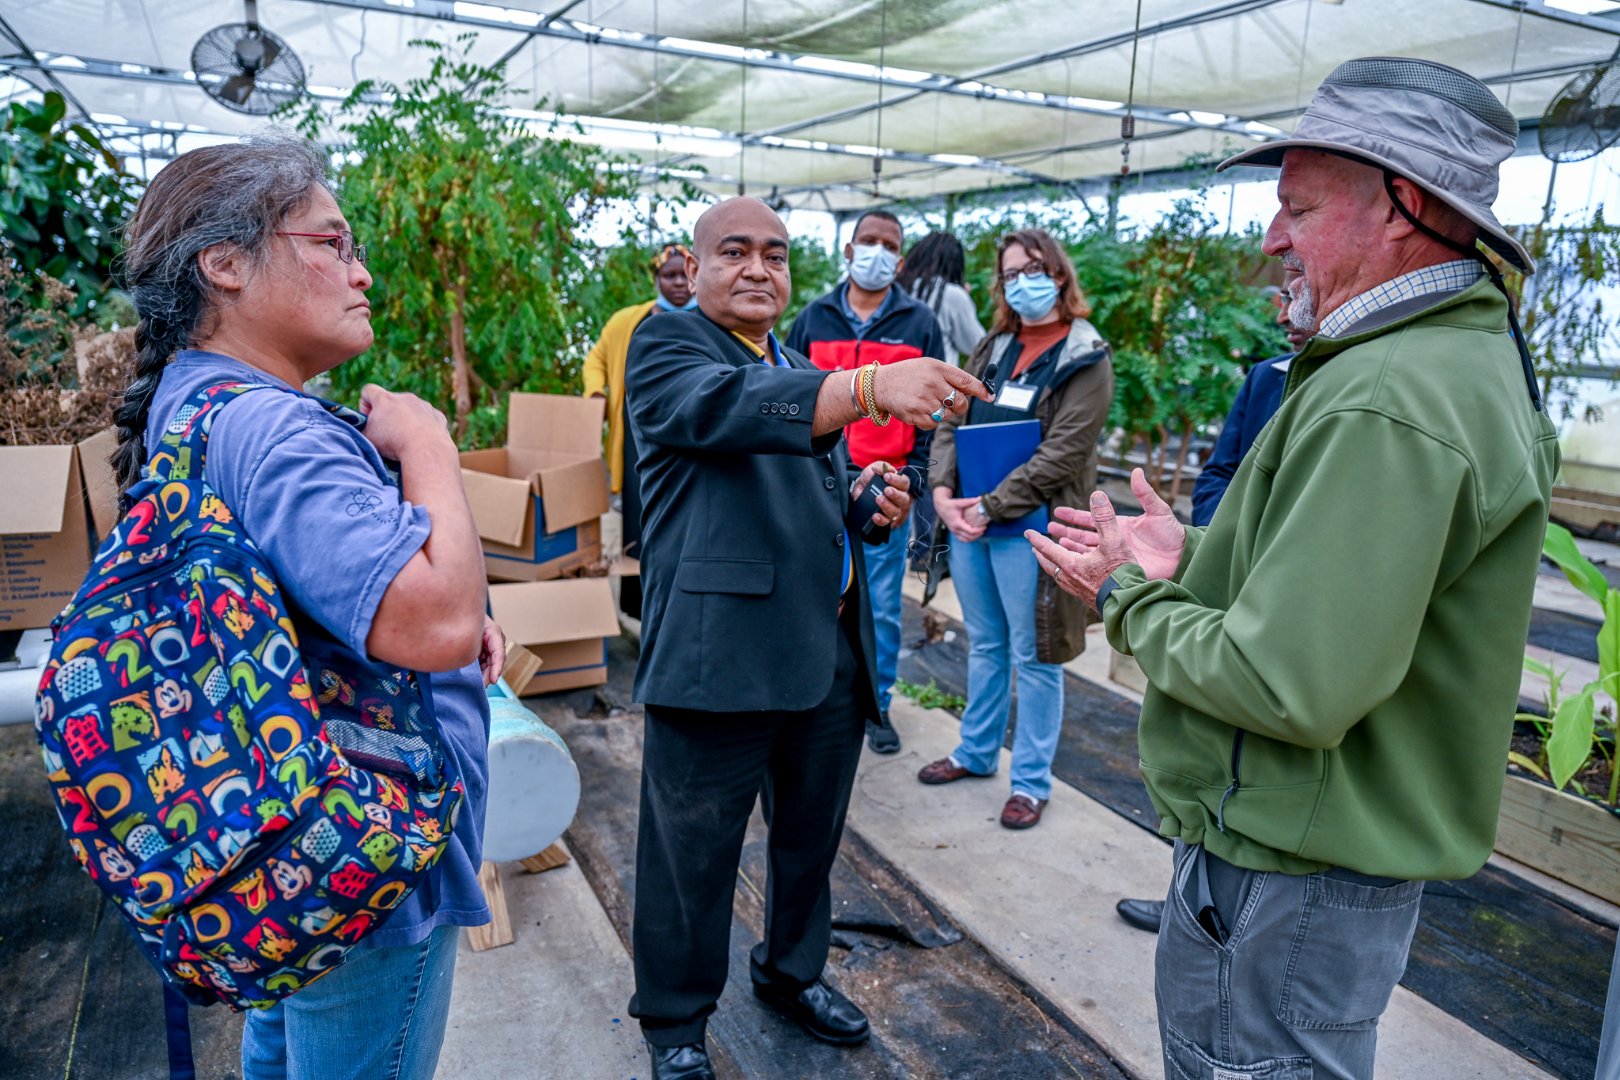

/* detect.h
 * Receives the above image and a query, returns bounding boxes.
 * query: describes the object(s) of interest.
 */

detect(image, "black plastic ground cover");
[545,635,1133,1080]
[1527,606,1601,665]
[0,723,245,1080]
[898,600,1615,1080]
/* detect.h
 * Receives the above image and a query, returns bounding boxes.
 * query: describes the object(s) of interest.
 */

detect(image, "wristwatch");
[976,498,991,523]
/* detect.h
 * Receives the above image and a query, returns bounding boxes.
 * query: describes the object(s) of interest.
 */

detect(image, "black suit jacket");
[625,308,884,718]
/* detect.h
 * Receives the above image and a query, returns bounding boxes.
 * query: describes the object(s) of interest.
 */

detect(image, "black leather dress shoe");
[1116,897,1165,933]
[754,978,871,1045]
[647,1041,716,1080]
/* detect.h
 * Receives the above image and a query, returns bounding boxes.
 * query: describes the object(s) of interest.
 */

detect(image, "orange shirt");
[1012,320,1071,378]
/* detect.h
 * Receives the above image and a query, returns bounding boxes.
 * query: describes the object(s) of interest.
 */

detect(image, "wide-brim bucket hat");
[1218,56,1533,274]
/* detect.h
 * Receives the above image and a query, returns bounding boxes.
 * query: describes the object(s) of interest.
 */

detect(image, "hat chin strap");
[1381,171,1543,413]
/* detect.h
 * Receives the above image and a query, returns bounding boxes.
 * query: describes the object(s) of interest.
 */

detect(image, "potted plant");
[1496,523,1620,903]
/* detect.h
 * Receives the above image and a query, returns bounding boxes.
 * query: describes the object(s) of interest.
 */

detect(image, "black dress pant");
[629,613,864,1047]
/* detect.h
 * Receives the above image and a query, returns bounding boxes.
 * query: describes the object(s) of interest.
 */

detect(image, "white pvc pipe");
[0,665,40,728]
[0,629,49,728]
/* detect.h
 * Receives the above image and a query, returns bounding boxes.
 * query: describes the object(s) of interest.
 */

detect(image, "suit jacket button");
[770,403,780,414]
[835,533,846,548]
[760,403,770,414]
[823,476,837,491]
[789,403,800,416]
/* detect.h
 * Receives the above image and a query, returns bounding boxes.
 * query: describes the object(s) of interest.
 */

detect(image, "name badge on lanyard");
[996,381,1037,411]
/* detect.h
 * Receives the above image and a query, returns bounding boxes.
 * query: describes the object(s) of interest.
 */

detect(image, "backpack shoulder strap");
[145,381,283,485]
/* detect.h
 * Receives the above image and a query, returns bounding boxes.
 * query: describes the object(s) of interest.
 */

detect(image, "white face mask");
[847,244,899,291]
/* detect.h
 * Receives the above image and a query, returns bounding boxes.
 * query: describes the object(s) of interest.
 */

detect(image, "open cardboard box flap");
[489,577,620,646]
[0,445,76,534]
[532,456,609,534]
[77,427,120,538]
[508,392,604,452]
[459,456,532,547]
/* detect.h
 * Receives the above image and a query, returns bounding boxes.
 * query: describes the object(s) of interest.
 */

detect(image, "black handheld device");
[851,472,889,540]
[981,358,999,397]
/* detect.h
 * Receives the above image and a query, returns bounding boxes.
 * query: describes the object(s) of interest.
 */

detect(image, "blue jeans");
[947,534,1064,800]
[865,522,910,714]
[241,924,460,1080]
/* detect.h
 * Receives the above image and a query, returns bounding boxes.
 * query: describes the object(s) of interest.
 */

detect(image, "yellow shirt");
[581,299,659,493]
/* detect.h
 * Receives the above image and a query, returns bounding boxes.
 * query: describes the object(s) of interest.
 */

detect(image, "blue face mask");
[1004,273,1059,322]
[656,294,699,312]
[847,244,899,292]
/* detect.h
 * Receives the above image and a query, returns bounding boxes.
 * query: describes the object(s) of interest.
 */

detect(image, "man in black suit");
[625,197,989,1080]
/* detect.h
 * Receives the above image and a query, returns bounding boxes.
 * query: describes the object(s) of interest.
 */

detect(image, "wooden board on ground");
[467,861,515,952]
[1496,774,1620,907]
[1553,485,1620,540]
[520,841,571,874]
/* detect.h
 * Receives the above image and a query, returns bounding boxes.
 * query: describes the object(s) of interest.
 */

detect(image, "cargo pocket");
[1276,875,1423,1030]
[1163,1023,1313,1080]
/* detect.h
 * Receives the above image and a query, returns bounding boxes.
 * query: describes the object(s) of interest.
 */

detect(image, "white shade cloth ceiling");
[3,0,1617,211]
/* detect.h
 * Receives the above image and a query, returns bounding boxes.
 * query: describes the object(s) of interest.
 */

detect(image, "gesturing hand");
[1047,469,1185,580]
[1025,469,1186,608]
[871,358,993,429]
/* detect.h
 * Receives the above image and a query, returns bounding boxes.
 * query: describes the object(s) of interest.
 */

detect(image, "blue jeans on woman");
[947,533,1065,801]
[241,924,460,1080]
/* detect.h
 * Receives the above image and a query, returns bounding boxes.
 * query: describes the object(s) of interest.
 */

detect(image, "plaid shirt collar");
[1319,260,1483,338]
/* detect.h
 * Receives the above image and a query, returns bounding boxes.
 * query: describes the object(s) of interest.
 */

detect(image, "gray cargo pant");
[1156,841,1424,1080]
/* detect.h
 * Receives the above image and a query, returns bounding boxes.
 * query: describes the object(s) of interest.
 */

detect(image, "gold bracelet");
[862,362,891,426]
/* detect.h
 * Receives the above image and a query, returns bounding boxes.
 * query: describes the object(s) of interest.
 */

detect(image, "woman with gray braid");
[114,133,499,1080]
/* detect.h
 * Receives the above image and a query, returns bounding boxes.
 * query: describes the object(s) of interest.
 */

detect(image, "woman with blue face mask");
[920,229,1115,830]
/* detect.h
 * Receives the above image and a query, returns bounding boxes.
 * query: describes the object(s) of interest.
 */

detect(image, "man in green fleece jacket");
[1028,58,1559,1080]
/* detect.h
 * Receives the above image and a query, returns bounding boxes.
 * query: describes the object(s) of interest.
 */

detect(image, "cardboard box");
[0,442,92,631]
[489,577,620,696]
[77,426,121,541]
[461,394,611,582]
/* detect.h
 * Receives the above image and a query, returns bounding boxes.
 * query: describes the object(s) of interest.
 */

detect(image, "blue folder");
[956,420,1048,537]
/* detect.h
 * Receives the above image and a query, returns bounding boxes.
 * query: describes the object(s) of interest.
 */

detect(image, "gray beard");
[1285,261,1315,333]
[1288,283,1316,333]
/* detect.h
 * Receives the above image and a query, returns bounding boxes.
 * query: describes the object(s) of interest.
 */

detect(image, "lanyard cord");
[1380,171,1543,413]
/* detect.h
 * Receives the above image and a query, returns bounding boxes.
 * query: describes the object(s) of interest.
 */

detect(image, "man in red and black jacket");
[786,210,946,755]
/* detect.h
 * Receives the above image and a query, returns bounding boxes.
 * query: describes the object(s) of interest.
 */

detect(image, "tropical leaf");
[1507,751,1548,780]
[1543,523,1610,606]
[1547,687,1597,792]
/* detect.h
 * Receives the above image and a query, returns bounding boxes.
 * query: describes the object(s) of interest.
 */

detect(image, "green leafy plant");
[313,36,666,445]
[1505,205,1620,423]
[1,92,137,316]
[895,677,967,713]
[1515,523,1619,807]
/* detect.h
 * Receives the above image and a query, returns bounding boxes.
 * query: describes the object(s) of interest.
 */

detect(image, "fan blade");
[258,31,281,69]
[219,72,257,105]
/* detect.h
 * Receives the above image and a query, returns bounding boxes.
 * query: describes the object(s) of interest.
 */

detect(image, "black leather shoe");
[754,978,871,1045]
[866,719,901,754]
[646,1041,715,1080]
[1116,898,1164,933]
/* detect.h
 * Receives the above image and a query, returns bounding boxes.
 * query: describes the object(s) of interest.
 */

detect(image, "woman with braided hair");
[114,132,500,1080]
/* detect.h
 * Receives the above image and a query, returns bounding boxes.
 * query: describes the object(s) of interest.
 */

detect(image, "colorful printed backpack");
[34,381,464,1013]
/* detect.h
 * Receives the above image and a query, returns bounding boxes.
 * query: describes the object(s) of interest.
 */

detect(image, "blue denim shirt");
[146,351,490,948]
